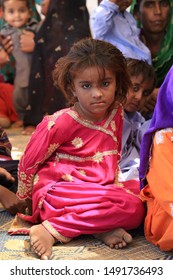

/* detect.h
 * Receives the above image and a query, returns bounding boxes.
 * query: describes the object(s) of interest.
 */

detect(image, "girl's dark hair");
[126,58,156,91]
[53,37,131,105]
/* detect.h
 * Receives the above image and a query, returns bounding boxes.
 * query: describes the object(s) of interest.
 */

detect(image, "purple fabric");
[139,66,173,189]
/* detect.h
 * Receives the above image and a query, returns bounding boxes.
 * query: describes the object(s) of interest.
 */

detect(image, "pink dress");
[17,106,145,242]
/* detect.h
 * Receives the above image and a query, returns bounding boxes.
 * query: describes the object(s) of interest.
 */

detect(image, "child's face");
[3,0,31,28]
[72,66,116,122]
[124,74,153,113]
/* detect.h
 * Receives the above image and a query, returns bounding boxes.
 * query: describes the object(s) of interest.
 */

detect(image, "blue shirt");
[91,0,151,64]
[119,111,151,180]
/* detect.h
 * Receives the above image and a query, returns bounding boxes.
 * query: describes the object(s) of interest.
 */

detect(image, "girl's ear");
[68,85,76,96]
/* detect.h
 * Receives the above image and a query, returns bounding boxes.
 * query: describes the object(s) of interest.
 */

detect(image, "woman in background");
[22,0,91,135]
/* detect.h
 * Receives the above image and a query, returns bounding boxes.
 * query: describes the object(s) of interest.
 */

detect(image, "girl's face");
[3,0,31,28]
[72,66,117,122]
[124,74,154,112]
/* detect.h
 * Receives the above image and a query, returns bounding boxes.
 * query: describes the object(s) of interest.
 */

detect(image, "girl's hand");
[20,30,35,53]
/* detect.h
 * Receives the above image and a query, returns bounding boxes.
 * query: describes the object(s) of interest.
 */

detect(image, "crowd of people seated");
[1,0,173,258]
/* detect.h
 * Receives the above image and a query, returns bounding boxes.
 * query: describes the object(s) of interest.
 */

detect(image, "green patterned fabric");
[131,1,173,87]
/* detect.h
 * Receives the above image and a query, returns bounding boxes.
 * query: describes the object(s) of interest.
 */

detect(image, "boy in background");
[120,58,156,180]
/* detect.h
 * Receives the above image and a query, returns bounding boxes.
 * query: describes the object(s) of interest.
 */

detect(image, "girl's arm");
[17,115,65,199]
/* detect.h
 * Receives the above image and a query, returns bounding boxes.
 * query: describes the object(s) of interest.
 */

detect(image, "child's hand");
[0,185,27,215]
[0,35,13,54]
[139,88,159,116]
[0,167,15,182]
[20,30,35,53]
[109,0,131,12]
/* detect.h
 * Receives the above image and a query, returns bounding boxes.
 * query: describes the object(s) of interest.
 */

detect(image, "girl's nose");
[93,87,102,98]
[134,91,143,101]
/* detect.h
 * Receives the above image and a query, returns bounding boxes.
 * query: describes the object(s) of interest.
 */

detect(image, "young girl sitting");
[16,38,146,260]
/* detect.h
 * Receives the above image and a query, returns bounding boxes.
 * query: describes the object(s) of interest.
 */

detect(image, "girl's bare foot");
[94,228,132,249]
[30,224,56,260]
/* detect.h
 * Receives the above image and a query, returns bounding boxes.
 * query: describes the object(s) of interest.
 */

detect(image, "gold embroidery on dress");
[20,172,27,181]
[18,179,32,198]
[48,121,55,130]
[62,174,73,182]
[40,143,60,166]
[104,109,117,128]
[93,152,103,163]
[46,109,69,122]
[33,174,39,185]
[38,197,44,209]
[46,143,59,158]
[67,110,118,142]
[57,150,118,163]
[79,170,86,176]
[42,220,72,243]
[114,167,123,186]
[124,188,140,198]
[72,137,83,148]
[110,120,116,131]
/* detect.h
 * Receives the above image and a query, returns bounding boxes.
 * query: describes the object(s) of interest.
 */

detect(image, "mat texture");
[1,209,173,260]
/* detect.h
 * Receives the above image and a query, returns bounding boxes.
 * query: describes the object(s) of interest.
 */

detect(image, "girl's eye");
[133,85,139,92]
[82,83,91,89]
[102,81,109,87]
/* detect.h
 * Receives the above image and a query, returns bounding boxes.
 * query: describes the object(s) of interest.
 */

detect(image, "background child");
[0,0,39,126]
[15,38,145,260]
[0,0,40,84]
[91,0,151,64]
[0,82,18,128]
[120,58,156,180]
